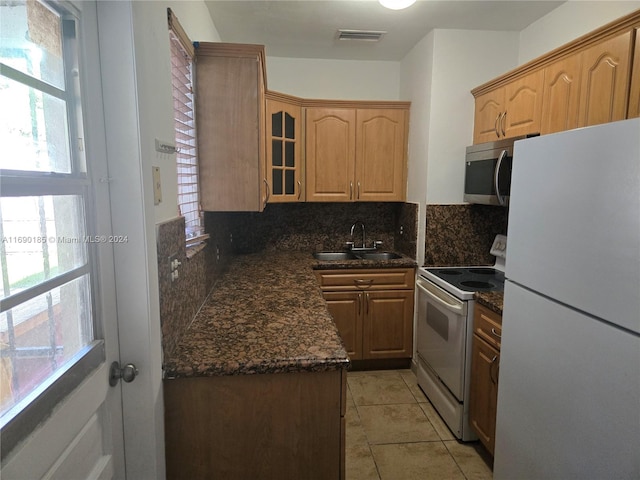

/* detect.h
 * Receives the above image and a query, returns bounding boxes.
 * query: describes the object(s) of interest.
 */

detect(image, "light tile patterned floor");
[346,369,493,480]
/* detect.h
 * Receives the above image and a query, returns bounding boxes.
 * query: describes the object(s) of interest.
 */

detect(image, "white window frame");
[0,0,104,459]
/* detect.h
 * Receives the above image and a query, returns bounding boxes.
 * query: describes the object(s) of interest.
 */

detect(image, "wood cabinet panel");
[628,28,640,119]
[541,54,583,134]
[355,109,407,201]
[305,108,356,202]
[578,31,632,127]
[473,89,505,144]
[469,334,499,456]
[265,97,302,202]
[363,290,414,359]
[317,268,415,361]
[164,370,345,479]
[195,43,266,211]
[503,70,544,138]
[323,291,363,359]
[473,303,502,350]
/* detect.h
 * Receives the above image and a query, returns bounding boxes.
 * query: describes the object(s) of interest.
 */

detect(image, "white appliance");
[415,235,506,441]
[494,119,640,479]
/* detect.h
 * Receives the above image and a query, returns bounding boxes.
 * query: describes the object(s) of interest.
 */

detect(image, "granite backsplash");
[225,202,418,259]
[424,204,508,266]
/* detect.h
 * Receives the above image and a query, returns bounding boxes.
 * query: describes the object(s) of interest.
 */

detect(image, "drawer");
[474,303,502,350]
[315,268,415,291]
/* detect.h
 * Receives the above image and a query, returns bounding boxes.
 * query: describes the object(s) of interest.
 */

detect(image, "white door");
[0,1,131,477]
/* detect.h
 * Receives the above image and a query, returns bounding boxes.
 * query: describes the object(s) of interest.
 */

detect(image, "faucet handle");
[345,241,355,250]
[373,240,383,249]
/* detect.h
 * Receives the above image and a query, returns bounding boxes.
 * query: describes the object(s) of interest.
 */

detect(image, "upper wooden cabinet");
[578,31,632,127]
[265,93,303,202]
[306,104,409,202]
[541,55,583,134]
[472,10,640,143]
[473,71,544,144]
[195,43,267,211]
[305,107,356,202]
[629,28,640,118]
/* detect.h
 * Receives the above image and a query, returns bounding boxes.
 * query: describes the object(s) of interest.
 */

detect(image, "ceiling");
[204,0,565,61]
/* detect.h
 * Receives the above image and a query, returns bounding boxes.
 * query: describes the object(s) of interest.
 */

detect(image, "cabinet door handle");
[365,292,370,314]
[263,178,270,208]
[350,181,353,200]
[501,111,507,137]
[491,327,501,338]
[297,180,302,200]
[357,181,361,200]
[494,113,501,137]
[490,355,498,384]
[358,292,362,315]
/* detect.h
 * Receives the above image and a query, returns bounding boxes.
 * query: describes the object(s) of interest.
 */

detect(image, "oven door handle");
[416,279,465,314]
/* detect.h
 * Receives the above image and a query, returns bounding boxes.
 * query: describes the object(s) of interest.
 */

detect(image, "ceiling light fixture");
[378,0,417,10]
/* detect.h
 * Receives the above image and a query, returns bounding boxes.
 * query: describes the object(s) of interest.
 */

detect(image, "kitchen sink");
[313,252,358,261]
[313,251,402,261]
[355,251,402,260]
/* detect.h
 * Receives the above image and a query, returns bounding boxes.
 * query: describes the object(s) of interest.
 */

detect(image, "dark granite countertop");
[475,291,504,316]
[163,251,416,379]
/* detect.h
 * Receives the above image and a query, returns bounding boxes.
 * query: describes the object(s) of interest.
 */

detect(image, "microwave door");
[464,158,498,205]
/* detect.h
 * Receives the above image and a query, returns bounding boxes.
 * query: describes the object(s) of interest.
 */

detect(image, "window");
[0,0,102,455]
[168,9,204,244]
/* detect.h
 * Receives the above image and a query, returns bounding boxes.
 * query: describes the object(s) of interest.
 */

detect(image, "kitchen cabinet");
[265,92,303,202]
[577,31,632,127]
[164,369,346,479]
[195,43,267,211]
[473,70,544,144]
[628,28,640,118]
[305,105,408,202]
[472,11,640,143]
[469,303,502,456]
[541,55,583,134]
[316,268,414,360]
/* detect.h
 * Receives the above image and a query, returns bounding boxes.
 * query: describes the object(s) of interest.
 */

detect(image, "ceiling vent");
[337,29,387,42]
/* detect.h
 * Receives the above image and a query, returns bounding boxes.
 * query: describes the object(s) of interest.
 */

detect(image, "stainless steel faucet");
[350,221,366,249]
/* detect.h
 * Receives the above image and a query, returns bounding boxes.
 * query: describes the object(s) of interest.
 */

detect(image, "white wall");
[266,56,400,100]
[518,1,640,64]
[129,1,220,225]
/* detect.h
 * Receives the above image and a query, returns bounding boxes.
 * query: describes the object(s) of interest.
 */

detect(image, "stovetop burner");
[424,267,505,294]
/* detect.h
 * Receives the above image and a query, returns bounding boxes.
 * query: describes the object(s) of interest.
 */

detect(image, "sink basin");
[355,251,402,260]
[313,251,358,261]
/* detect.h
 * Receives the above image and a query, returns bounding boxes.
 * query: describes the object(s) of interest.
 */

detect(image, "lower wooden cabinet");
[317,268,414,360]
[164,369,346,480]
[469,303,502,456]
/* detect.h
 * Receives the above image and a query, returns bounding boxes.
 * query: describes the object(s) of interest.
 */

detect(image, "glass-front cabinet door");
[266,96,302,202]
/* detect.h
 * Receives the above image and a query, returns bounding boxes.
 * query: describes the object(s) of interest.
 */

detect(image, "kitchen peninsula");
[162,250,415,479]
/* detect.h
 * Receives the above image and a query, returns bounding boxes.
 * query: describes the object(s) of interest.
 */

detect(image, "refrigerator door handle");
[494,149,508,206]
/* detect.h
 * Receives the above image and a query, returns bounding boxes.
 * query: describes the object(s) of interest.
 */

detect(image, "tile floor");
[345,369,493,480]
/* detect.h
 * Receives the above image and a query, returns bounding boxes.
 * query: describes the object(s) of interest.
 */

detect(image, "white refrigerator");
[494,118,640,479]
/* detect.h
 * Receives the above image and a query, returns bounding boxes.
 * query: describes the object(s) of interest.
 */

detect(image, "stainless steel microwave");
[464,136,528,206]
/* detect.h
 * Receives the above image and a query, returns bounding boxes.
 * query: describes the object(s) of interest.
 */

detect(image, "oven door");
[416,276,468,401]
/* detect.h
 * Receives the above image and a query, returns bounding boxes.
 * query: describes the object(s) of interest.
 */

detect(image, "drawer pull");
[491,327,501,338]
[354,279,374,289]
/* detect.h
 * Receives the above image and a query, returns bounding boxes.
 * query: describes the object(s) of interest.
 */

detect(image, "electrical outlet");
[399,225,404,235]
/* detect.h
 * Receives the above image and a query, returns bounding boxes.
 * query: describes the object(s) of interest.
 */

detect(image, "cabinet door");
[628,28,640,119]
[266,99,302,202]
[469,335,499,456]
[541,54,583,134]
[473,89,504,144]
[355,109,407,202]
[323,291,363,360]
[196,45,265,211]
[362,290,413,359]
[503,70,544,138]
[305,108,356,202]
[578,31,632,127]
